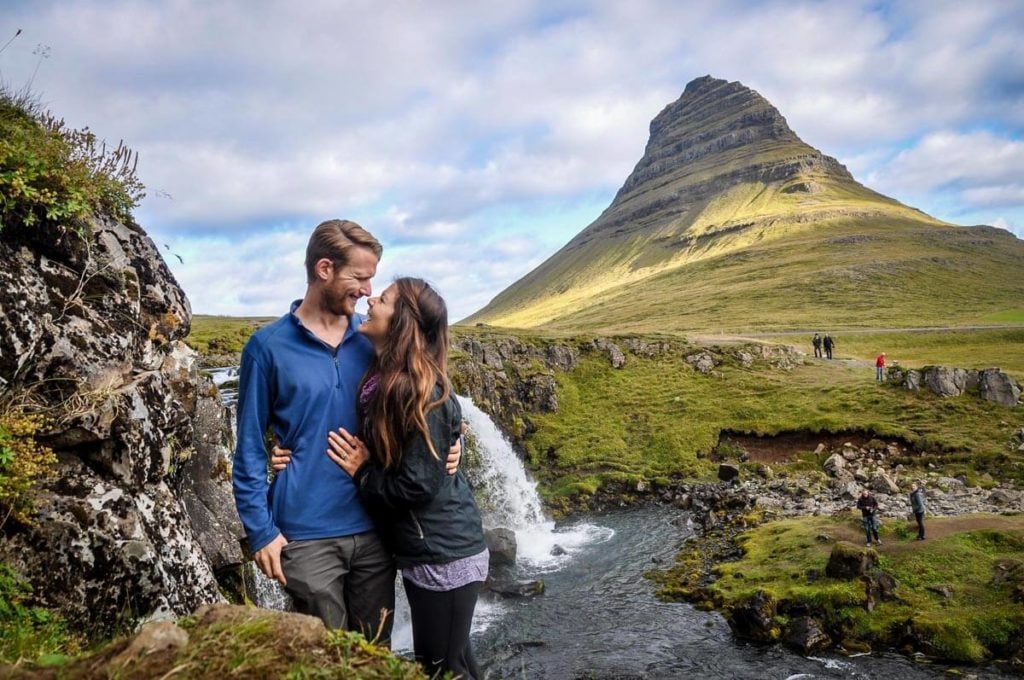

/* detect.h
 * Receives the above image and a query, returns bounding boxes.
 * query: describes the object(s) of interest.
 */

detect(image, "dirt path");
[830,513,1024,552]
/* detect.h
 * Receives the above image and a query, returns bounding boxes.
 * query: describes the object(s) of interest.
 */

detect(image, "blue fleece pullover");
[232,301,375,554]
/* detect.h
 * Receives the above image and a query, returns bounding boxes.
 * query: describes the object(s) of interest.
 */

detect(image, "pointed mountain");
[464,76,1024,333]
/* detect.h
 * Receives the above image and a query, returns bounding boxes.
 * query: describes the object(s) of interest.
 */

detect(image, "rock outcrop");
[0,215,242,635]
[890,364,1021,407]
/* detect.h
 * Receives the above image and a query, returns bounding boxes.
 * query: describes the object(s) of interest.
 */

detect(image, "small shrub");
[0,562,79,663]
[0,90,144,234]
[0,408,57,524]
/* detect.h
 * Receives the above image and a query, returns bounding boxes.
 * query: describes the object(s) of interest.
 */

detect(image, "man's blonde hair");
[305,219,383,283]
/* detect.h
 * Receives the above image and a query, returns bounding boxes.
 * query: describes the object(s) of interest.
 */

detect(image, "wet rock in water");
[826,542,879,579]
[490,579,545,599]
[785,616,831,655]
[979,368,1022,407]
[485,528,518,567]
[729,590,779,642]
[551,544,567,557]
[718,463,740,482]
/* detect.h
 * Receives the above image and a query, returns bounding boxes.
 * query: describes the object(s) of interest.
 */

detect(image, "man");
[856,488,881,546]
[812,333,822,358]
[875,352,886,382]
[910,481,926,540]
[232,219,458,638]
[823,333,835,360]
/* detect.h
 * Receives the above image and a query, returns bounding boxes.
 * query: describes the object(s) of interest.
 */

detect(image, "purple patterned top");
[403,548,490,592]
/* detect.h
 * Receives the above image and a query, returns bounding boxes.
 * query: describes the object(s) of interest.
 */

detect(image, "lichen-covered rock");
[979,368,1022,407]
[0,215,230,635]
[593,337,626,368]
[922,366,969,397]
[686,352,716,374]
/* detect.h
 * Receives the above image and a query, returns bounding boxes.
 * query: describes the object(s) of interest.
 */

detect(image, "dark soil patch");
[714,429,916,463]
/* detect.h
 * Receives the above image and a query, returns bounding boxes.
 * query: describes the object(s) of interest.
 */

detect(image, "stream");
[209,367,1011,678]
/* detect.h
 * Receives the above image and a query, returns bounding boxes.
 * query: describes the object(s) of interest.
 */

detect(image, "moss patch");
[652,513,1024,663]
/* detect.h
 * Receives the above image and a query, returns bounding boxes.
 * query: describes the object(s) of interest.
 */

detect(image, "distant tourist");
[812,333,823,358]
[875,352,886,382]
[823,333,835,360]
[857,488,882,546]
[909,482,926,540]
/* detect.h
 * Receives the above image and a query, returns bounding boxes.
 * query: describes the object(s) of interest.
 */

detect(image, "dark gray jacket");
[910,488,926,514]
[354,389,486,568]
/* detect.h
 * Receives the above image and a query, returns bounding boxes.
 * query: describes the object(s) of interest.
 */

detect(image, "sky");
[2,0,1023,321]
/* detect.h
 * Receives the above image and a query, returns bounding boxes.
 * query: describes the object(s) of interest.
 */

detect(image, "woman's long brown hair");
[361,277,451,470]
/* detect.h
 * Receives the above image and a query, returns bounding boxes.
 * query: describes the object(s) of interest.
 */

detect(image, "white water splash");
[457,395,613,573]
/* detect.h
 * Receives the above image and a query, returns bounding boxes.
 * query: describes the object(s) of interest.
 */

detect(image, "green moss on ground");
[653,514,1024,663]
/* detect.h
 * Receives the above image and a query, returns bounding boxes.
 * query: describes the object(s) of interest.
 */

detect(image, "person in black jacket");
[329,277,487,680]
[823,333,835,360]
[857,488,881,546]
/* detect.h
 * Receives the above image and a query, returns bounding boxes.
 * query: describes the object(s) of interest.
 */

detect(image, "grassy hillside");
[523,343,1023,503]
[468,217,1024,335]
[186,315,275,356]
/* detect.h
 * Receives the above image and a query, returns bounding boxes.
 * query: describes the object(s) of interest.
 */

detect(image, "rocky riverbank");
[647,463,1024,667]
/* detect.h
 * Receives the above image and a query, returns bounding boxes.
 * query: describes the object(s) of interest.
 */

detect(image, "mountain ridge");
[464,76,1021,332]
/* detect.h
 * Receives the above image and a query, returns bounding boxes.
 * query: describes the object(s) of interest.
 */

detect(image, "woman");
[301,277,488,679]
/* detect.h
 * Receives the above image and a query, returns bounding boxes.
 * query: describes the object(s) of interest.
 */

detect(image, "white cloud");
[3,0,1022,316]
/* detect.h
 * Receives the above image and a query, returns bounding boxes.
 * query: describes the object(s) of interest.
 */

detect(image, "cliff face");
[464,76,1024,333]
[0,215,242,634]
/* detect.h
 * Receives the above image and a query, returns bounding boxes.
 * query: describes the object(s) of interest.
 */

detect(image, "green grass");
[523,347,1024,501]
[980,309,1024,323]
[757,328,1024,378]
[683,514,1024,662]
[0,563,80,665]
[186,315,275,356]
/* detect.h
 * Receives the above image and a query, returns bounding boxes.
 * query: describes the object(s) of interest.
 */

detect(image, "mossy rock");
[825,542,878,579]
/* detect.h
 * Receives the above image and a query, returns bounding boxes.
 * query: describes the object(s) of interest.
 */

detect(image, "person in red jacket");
[875,352,886,382]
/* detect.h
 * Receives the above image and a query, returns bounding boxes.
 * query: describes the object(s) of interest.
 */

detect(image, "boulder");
[484,527,518,567]
[784,616,831,655]
[686,352,716,374]
[729,590,779,642]
[979,368,1022,407]
[826,542,879,579]
[904,369,922,390]
[718,463,740,482]
[489,579,545,599]
[923,366,969,397]
[822,453,846,477]
[863,570,899,612]
[592,338,626,368]
[870,472,900,495]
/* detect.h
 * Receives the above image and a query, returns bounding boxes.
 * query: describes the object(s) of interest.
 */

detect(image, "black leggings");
[403,579,482,680]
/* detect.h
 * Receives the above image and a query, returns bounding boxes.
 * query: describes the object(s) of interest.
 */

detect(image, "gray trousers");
[281,531,396,639]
